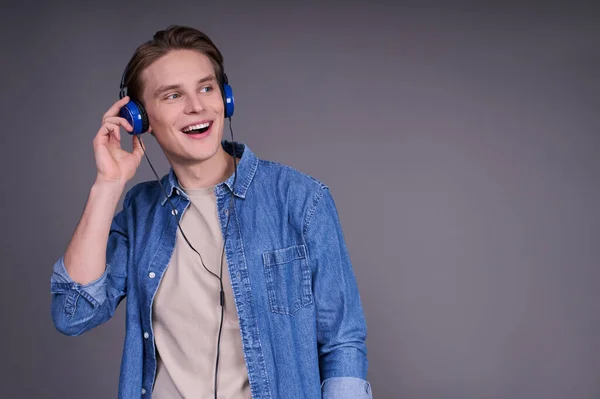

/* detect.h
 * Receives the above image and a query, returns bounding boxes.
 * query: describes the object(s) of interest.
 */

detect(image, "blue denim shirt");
[50,141,373,399]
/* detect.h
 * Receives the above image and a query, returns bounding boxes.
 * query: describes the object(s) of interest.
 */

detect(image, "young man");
[50,25,372,399]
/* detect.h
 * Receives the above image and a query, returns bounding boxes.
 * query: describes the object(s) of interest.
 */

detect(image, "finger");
[103,122,121,142]
[93,122,121,149]
[102,96,130,121]
[132,134,145,158]
[103,116,133,132]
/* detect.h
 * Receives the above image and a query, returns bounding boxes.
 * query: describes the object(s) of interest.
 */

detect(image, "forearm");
[320,344,369,380]
[318,313,371,397]
[63,178,125,285]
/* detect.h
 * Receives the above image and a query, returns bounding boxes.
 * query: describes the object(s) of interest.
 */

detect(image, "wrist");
[92,177,126,198]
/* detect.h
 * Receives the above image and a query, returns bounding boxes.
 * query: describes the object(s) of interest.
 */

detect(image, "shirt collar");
[160,140,258,206]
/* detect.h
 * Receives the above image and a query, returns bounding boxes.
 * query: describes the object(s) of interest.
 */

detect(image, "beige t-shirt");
[151,184,251,399]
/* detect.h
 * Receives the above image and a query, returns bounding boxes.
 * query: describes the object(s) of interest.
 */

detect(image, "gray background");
[1,1,599,398]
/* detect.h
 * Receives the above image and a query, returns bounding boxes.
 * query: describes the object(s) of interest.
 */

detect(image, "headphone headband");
[119,67,127,99]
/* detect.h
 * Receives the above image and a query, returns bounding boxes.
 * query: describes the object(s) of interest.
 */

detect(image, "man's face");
[141,49,225,166]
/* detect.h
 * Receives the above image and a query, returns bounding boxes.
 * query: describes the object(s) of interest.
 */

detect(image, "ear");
[148,126,155,137]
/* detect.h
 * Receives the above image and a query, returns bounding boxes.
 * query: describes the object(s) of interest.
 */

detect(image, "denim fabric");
[50,140,372,398]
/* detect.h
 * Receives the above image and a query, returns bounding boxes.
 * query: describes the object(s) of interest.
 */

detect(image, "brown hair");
[123,25,225,104]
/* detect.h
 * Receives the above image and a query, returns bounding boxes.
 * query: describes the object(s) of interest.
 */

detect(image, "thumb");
[132,134,145,159]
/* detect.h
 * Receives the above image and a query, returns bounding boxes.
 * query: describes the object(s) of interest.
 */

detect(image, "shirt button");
[149,272,156,279]
[236,272,241,280]
[172,208,178,215]
[144,332,149,339]
[175,189,180,195]
[224,208,229,215]
[142,388,146,395]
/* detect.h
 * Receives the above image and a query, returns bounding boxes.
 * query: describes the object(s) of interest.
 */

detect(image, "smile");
[181,121,212,134]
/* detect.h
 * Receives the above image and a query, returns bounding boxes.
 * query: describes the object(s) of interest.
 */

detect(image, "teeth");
[182,122,210,132]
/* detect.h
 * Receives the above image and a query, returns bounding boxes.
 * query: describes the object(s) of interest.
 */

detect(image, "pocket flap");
[262,244,307,267]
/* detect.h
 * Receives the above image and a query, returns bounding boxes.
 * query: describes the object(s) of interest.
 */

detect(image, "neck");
[170,146,235,190]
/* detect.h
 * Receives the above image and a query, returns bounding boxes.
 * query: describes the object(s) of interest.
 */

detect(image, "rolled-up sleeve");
[304,186,373,398]
[322,376,373,399]
[50,192,131,337]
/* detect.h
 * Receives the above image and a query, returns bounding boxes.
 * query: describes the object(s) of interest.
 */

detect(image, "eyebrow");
[153,75,217,98]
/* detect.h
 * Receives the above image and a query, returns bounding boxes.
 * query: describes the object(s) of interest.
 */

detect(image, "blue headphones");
[118,66,235,135]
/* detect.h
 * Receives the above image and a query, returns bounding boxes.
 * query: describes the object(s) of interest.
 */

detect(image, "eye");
[165,93,181,100]
[200,85,213,93]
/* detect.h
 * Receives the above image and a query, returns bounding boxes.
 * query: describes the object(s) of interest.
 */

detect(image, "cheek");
[210,95,224,114]
[213,105,225,119]
[149,105,179,128]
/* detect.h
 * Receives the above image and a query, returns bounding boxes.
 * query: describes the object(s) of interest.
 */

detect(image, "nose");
[184,95,205,114]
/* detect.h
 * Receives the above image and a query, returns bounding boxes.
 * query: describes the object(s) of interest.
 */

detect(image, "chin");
[187,140,223,162]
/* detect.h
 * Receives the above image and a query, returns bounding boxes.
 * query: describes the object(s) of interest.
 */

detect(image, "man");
[50,25,373,399]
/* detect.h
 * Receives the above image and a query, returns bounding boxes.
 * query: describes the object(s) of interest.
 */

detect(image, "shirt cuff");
[50,256,108,308]
[321,377,373,399]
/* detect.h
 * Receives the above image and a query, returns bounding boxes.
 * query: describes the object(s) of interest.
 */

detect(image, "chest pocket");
[262,244,313,315]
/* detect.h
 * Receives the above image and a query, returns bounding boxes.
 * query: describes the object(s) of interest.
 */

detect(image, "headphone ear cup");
[119,100,149,134]
[222,83,234,118]
[137,101,150,133]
